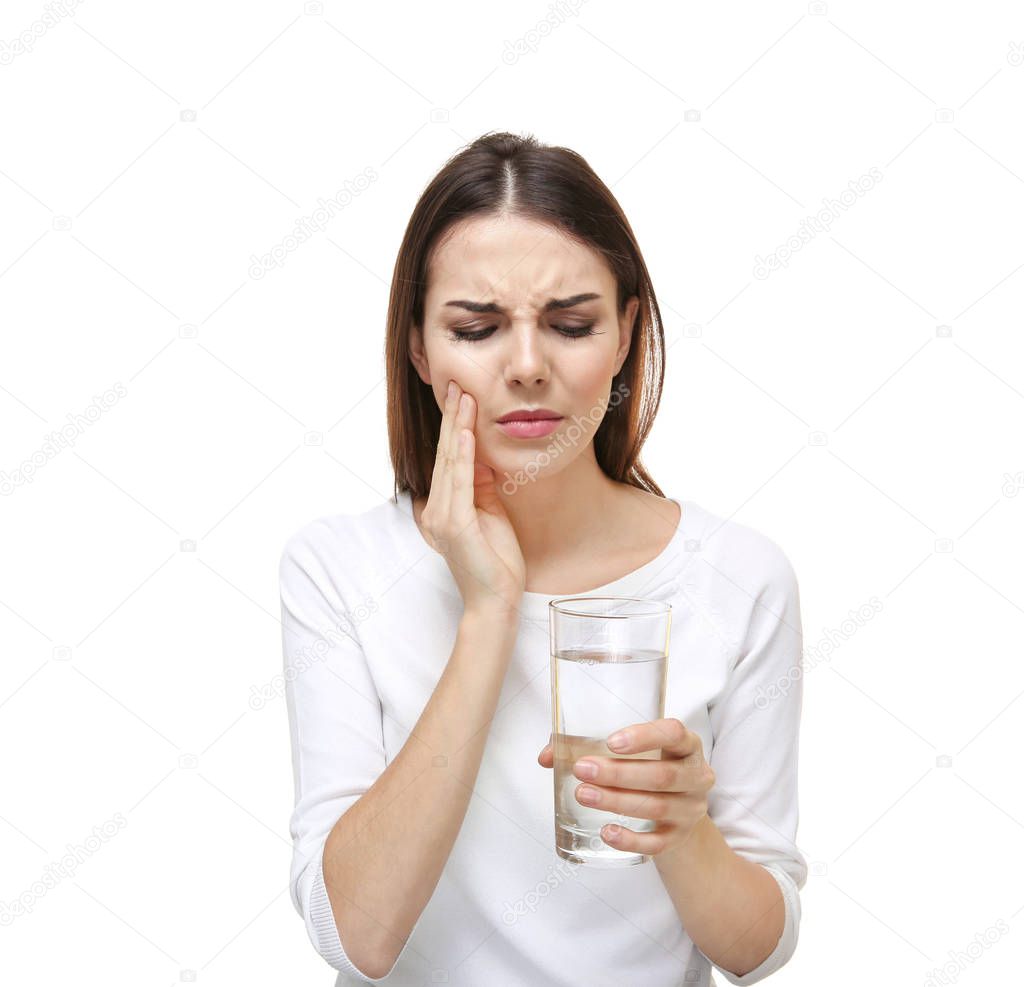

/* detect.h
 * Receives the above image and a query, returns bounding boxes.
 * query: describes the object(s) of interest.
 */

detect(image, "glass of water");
[549,596,672,868]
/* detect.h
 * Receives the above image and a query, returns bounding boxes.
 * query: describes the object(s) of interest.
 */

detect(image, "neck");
[493,452,623,568]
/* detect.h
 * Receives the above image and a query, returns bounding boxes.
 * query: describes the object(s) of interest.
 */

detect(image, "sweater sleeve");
[702,544,808,985]
[279,523,419,981]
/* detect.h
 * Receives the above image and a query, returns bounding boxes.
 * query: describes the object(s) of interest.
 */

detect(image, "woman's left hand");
[537,717,715,856]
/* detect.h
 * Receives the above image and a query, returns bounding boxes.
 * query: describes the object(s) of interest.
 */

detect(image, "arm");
[321,610,518,979]
[660,544,807,984]
[654,815,786,978]
[280,528,519,981]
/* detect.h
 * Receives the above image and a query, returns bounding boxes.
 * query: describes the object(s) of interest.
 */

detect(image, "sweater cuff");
[308,848,385,981]
[308,845,421,982]
[711,864,800,985]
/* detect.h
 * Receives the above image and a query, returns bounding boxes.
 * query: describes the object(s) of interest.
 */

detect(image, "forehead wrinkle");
[443,260,602,315]
[427,219,609,314]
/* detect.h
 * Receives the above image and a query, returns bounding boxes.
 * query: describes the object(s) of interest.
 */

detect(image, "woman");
[280,131,806,986]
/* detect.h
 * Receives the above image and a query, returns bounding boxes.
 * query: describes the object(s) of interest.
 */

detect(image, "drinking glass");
[549,596,672,867]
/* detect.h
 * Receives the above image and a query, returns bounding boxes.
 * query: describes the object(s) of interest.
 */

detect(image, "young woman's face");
[410,213,639,483]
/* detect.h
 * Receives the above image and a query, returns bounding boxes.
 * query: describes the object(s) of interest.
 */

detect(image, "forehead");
[424,214,612,310]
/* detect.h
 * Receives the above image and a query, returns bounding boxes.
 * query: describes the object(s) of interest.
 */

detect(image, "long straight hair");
[385,131,667,501]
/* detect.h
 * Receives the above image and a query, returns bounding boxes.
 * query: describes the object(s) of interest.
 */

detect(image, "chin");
[487,447,575,489]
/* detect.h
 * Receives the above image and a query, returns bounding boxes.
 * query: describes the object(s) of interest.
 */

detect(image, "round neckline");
[518,495,687,618]
[393,488,690,620]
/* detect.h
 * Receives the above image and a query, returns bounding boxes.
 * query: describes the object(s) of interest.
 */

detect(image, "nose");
[502,322,549,387]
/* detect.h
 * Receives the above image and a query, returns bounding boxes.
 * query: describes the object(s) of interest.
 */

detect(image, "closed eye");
[448,323,598,343]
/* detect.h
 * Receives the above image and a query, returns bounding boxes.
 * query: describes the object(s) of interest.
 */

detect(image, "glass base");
[555,824,651,867]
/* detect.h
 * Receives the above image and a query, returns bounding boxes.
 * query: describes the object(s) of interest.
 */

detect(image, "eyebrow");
[443,292,601,315]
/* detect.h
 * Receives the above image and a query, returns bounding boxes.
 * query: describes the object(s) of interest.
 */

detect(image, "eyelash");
[448,323,597,343]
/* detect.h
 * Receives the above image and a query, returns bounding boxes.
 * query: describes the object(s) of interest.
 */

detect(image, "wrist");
[460,606,521,634]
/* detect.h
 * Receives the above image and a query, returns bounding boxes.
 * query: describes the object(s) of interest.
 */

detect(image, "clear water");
[551,647,667,866]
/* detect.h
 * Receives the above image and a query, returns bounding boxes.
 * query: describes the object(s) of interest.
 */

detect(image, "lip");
[496,408,562,423]
[496,417,563,439]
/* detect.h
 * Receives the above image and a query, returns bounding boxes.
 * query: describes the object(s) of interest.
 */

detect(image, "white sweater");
[279,489,807,987]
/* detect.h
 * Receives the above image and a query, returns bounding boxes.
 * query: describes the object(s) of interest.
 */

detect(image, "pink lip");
[496,417,562,439]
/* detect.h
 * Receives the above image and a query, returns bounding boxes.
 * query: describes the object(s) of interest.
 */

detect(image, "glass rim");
[548,595,672,618]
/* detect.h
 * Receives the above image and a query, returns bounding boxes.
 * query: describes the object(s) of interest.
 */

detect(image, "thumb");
[473,462,502,512]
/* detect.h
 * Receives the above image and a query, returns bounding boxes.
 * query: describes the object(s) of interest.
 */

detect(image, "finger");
[573,756,688,794]
[537,743,553,768]
[605,718,697,760]
[428,380,460,523]
[598,821,673,856]
[574,782,675,822]
[439,387,473,529]
[450,392,476,526]
[473,459,500,514]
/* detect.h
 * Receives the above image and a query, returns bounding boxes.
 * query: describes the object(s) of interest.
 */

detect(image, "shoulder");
[278,495,406,587]
[685,501,800,605]
[683,505,803,686]
[279,512,352,573]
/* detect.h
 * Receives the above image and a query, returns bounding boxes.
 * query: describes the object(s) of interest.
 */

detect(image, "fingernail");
[577,786,599,803]
[575,760,597,779]
[447,381,456,400]
[607,731,630,751]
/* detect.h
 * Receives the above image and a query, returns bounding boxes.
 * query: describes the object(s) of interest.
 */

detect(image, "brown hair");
[386,130,666,501]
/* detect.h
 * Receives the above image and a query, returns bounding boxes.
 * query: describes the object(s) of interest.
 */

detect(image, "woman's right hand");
[418,380,526,620]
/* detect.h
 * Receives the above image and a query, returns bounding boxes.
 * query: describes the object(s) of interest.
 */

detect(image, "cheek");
[428,354,489,408]
[568,355,617,401]
[422,346,457,394]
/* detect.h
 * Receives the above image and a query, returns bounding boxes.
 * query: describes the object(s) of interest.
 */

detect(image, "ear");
[409,323,431,385]
[614,295,640,376]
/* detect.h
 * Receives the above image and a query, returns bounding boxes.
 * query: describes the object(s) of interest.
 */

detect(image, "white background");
[2,1,1023,984]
